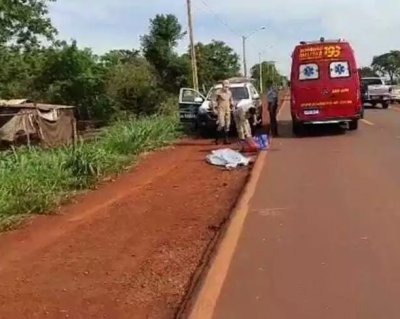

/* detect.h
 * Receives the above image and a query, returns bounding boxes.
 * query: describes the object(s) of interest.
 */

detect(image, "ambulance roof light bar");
[299,38,345,45]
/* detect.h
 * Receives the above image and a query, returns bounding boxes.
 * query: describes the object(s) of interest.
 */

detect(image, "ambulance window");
[299,63,319,80]
[330,61,350,78]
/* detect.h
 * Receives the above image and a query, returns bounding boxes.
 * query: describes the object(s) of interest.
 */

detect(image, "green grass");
[0,115,182,229]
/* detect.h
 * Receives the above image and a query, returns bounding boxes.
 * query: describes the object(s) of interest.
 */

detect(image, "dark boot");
[223,131,230,145]
[215,130,222,145]
[273,126,279,137]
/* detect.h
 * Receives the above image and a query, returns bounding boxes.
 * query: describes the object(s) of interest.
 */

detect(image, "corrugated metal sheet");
[0,99,75,110]
[0,99,31,106]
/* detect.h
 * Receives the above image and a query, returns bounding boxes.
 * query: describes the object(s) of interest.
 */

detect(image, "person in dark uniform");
[267,85,279,137]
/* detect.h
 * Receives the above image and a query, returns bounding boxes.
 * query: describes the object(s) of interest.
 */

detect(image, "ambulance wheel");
[382,101,390,109]
[292,121,303,136]
[349,119,358,131]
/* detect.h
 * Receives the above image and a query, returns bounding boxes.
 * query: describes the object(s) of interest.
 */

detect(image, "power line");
[196,0,240,37]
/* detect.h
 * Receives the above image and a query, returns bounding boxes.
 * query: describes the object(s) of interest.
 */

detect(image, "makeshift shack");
[0,99,76,147]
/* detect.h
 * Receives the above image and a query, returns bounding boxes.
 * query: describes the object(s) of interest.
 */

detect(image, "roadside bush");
[0,115,181,225]
[157,96,179,116]
[105,58,160,115]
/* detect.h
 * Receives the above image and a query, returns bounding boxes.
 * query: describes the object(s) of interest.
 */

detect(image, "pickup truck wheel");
[382,101,390,109]
[198,127,213,138]
[349,119,359,131]
[191,121,198,132]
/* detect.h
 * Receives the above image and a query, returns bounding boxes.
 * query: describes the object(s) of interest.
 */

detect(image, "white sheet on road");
[206,148,250,169]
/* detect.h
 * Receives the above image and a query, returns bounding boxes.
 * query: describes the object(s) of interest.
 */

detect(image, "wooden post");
[23,114,31,147]
[242,36,247,77]
[186,0,199,91]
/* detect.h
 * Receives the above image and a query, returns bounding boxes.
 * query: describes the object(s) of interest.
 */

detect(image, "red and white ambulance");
[290,38,362,135]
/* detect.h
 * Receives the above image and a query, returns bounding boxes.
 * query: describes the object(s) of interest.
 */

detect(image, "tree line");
[359,51,400,84]
[0,0,285,123]
[250,62,287,92]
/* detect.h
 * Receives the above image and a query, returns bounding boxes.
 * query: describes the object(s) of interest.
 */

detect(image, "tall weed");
[0,116,181,227]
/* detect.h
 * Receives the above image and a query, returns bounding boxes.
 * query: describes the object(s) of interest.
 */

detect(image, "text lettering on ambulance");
[331,88,350,94]
[300,100,353,107]
[299,45,342,61]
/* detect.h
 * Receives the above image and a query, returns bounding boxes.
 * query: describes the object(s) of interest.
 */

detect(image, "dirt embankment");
[0,139,249,319]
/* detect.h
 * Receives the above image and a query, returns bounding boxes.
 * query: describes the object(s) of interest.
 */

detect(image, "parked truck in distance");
[361,77,392,109]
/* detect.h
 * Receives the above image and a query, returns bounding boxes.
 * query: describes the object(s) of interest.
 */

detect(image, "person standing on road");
[212,79,233,144]
[267,85,279,137]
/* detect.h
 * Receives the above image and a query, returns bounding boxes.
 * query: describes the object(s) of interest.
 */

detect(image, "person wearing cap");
[212,79,233,144]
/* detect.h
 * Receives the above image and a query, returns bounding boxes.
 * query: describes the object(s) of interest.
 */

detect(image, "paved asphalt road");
[211,103,400,319]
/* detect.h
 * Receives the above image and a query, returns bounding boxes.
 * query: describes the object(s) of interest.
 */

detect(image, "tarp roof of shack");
[0,99,75,111]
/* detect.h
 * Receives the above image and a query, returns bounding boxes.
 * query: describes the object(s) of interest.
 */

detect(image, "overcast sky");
[49,0,400,76]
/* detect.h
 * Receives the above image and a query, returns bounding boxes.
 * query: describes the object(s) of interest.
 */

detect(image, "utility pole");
[259,53,263,93]
[186,0,199,91]
[241,26,266,78]
[242,36,247,78]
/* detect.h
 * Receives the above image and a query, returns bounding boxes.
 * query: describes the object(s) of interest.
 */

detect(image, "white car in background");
[178,77,263,134]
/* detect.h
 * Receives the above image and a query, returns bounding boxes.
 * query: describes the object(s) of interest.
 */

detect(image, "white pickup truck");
[361,77,392,109]
[178,78,263,135]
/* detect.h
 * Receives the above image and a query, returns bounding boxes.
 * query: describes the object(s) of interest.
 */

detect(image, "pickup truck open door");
[178,88,205,125]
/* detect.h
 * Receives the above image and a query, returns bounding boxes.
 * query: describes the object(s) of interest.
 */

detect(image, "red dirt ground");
[0,139,249,319]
